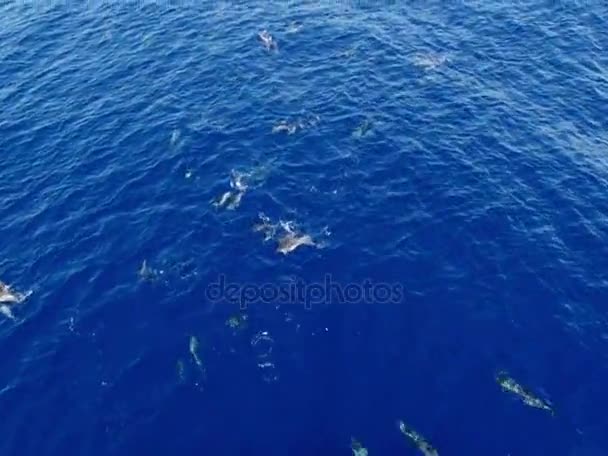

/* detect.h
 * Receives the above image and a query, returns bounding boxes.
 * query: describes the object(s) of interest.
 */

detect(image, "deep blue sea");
[1,1,608,455]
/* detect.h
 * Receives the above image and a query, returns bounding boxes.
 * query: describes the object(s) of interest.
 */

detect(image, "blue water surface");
[1,1,608,455]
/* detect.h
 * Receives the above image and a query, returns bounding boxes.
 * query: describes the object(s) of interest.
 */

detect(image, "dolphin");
[272,121,297,135]
[213,190,244,210]
[0,282,19,304]
[0,281,29,319]
[353,119,374,138]
[138,260,159,282]
[286,21,303,34]
[213,170,252,210]
[496,371,554,415]
[398,420,439,456]
[189,335,205,375]
[412,52,447,70]
[253,216,317,254]
[215,191,232,207]
[226,191,244,210]
[351,437,368,456]
[276,232,315,255]
[258,30,278,51]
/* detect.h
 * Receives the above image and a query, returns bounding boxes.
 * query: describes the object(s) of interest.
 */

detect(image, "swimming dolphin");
[213,170,251,210]
[398,420,439,456]
[353,119,374,138]
[276,232,315,255]
[272,114,319,135]
[412,53,447,70]
[213,190,244,210]
[215,191,232,207]
[253,216,317,254]
[0,282,19,304]
[0,281,29,319]
[496,371,554,415]
[227,191,244,210]
[286,21,303,34]
[258,30,278,51]
[272,121,297,135]
[189,335,206,379]
[351,437,368,456]
[138,260,159,282]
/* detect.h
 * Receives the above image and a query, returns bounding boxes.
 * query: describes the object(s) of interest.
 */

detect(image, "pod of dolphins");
[186,31,551,454]
[343,368,556,455]
[387,370,554,455]
[209,32,326,254]
[1,24,556,456]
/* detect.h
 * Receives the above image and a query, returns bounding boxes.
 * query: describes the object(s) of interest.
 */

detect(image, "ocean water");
[1,1,608,455]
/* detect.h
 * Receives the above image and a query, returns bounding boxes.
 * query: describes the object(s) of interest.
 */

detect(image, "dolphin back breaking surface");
[496,371,555,415]
[398,420,439,456]
[0,281,32,319]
